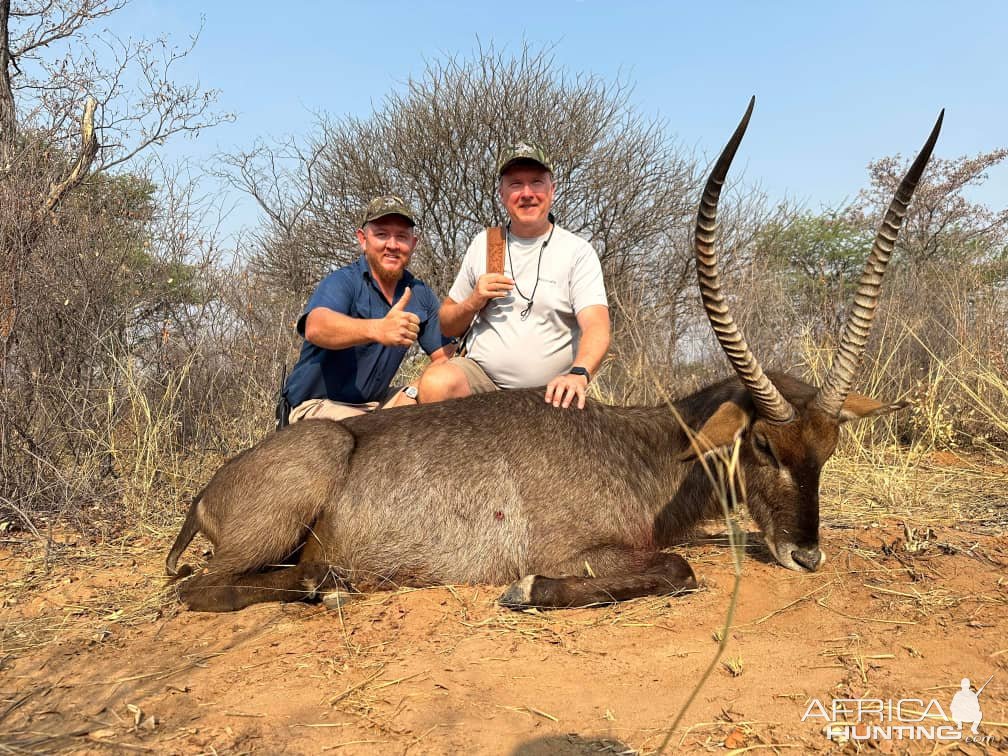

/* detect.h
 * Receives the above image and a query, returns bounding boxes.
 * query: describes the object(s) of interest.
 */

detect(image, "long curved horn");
[695,97,794,423]
[815,111,944,417]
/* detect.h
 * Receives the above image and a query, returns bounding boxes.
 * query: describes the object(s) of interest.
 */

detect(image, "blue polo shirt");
[283,256,450,407]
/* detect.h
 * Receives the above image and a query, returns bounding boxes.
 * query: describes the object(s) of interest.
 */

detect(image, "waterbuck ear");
[839,394,910,424]
[678,401,750,461]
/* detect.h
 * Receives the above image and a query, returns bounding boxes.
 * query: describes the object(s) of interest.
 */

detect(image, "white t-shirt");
[448,225,608,388]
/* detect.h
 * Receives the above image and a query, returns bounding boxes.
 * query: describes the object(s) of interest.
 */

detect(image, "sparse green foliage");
[753,210,873,339]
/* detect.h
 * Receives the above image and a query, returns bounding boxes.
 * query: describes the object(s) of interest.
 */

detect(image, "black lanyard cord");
[506,222,555,321]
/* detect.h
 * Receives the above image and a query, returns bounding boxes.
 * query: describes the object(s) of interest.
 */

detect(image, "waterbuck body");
[168,373,893,611]
[168,99,943,612]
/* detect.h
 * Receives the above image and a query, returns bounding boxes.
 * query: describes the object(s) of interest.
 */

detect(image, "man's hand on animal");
[540,305,608,409]
[374,287,420,347]
[545,370,589,410]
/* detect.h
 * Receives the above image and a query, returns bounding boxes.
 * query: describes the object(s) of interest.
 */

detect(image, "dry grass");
[0,532,176,658]
[788,285,1008,532]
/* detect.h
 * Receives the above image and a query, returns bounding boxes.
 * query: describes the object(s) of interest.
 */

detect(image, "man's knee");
[418,362,471,403]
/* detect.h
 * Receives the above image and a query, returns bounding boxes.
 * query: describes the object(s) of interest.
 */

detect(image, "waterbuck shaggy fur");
[167,99,943,612]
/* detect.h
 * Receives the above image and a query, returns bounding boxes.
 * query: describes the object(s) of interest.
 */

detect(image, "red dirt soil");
[2,521,1006,754]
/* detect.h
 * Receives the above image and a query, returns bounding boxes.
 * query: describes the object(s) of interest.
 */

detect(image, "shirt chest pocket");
[350,286,390,320]
[528,277,569,316]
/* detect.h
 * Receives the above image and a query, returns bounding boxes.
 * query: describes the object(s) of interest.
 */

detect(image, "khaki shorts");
[450,356,499,395]
[289,385,401,423]
[290,358,496,424]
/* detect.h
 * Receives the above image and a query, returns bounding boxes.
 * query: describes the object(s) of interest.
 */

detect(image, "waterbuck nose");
[791,547,823,572]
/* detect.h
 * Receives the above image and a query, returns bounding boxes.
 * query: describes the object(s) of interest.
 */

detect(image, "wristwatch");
[568,366,590,383]
[402,386,419,400]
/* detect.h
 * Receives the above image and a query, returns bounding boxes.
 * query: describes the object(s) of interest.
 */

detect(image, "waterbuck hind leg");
[165,495,203,578]
[499,552,697,610]
[177,560,342,612]
[178,531,341,612]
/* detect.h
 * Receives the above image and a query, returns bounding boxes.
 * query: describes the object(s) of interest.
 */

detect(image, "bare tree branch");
[10,0,124,59]
[36,92,95,216]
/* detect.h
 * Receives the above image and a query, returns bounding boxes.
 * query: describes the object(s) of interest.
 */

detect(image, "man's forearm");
[572,333,608,377]
[439,297,482,337]
[304,308,378,350]
[571,307,611,377]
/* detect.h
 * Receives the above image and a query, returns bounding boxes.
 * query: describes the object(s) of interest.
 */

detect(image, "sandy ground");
[1,520,1006,755]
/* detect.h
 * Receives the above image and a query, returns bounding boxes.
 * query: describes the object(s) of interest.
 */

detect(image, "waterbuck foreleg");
[178,528,342,612]
[498,550,698,610]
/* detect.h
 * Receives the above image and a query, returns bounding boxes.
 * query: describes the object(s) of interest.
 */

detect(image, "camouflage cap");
[360,194,418,228]
[496,139,554,177]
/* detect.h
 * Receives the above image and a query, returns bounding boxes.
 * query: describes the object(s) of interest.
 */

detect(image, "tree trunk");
[0,0,15,167]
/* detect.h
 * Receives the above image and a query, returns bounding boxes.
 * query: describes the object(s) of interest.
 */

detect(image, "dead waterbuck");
[167,99,943,612]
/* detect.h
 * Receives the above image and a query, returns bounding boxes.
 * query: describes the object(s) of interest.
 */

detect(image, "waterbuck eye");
[753,432,776,464]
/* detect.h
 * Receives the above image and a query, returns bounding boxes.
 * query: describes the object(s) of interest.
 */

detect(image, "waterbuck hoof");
[498,574,538,609]
[668,554,699,590]
[167,563,194,581]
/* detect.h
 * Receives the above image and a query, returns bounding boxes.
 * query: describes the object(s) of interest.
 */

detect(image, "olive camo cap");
[360,194,418,227]
[496,139,554,176]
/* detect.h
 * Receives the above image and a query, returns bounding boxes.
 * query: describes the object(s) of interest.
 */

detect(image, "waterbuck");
[168,99,942,612]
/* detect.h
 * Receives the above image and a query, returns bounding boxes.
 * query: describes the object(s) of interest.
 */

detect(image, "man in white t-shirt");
[418,141,611,409]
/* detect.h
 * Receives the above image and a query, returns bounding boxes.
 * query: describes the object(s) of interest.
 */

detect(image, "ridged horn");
[815,111,944,417]
[695,97,794,423]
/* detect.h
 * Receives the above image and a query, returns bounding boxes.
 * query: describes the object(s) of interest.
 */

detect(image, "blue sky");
[104,1,1008,238]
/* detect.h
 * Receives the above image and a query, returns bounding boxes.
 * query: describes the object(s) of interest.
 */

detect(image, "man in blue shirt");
[281,195,453,423]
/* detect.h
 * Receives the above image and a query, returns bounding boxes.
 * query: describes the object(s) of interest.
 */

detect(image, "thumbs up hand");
[390,286,412,312]
[375,287,421,347]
